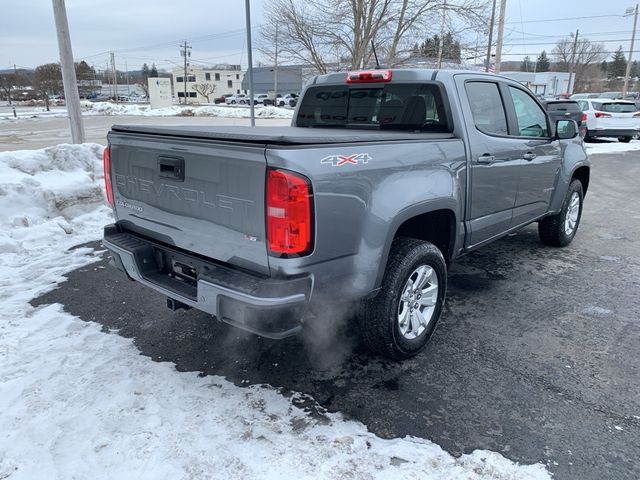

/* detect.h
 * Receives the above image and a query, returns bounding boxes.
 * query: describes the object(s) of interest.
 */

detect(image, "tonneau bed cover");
[110,125,456,145]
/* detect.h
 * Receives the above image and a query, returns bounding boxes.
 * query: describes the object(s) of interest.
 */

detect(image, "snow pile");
[585,139,640,155]
[83,102,294,119]
[0,143,113,312]
[0,145,551,479]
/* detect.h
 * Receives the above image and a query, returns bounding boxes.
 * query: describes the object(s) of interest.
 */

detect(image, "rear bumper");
[102,224,312,339]
[589,128,637,137]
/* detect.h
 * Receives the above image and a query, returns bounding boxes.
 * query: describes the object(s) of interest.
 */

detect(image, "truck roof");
[311,68,506,85]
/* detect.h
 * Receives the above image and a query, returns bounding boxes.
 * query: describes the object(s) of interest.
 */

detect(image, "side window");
[465,82,508,135]
[508,86,549,137]
[577,100,588,111]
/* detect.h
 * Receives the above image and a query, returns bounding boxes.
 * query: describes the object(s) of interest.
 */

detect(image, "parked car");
[225,94,248,105]
[262,94,280,106]
[277,93,299,107]
[576,99,639,142]
[214,94,233,104]
[252,93,270,105]
[103,69,589,360]
[570,93,601,99]
[600,91,624,100]
[542,100,583,126]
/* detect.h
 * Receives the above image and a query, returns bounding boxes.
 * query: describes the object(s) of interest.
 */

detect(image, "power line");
[505,14,624,25]
[501,37,636,47]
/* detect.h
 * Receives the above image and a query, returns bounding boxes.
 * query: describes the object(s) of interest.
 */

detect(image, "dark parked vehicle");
[214,94,233,104]
[103,69,590,359]
[542,100,583,126]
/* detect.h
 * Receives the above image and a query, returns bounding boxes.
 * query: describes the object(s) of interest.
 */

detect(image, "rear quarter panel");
[265,139,467,299]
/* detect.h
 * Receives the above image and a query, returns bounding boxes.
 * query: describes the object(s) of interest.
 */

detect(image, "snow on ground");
[585,139,640,155]
[0,102,293,121]
[0,144,551,479]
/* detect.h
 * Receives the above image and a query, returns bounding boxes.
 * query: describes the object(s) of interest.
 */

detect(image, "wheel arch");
[373,204,458,291]
[571,165,590,197]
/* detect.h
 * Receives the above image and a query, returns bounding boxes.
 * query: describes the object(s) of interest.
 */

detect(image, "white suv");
[225,94,248,105]
[576,99,639,143]
[252,94,269,105]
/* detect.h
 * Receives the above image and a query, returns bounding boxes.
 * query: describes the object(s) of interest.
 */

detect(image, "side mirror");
[556,119,578,140]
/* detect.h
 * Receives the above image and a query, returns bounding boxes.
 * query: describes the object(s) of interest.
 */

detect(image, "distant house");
[172,65,246,104]
[500,71,575,97]
[241,65,304,95]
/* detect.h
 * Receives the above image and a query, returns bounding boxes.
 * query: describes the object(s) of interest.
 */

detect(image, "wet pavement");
[34,150,640,479]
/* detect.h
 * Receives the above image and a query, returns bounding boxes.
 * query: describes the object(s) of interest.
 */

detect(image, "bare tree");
[34,63,63,111]
[0,74,17,104]
[552,36,607,91]
[192,83,217,103]
[261,0,489,72]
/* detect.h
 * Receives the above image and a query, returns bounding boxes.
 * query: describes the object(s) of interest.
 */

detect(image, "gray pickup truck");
[102,69,590,359]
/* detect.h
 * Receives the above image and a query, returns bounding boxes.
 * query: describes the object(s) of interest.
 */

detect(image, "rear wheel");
[619,136,632,143]
[538,179,584,247]
[583,129,593,142]
[358,238,447,360]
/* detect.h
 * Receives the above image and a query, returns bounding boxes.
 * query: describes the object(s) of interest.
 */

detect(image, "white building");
[501,71,575,97]
[172,65,246,104]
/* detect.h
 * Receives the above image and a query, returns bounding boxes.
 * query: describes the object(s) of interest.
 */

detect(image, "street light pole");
[494,0,507,73]
[485,0,497,72]
[567,29,579,94]
[51,0,85,144]
[623,4,639,98]
[245,0,256,126]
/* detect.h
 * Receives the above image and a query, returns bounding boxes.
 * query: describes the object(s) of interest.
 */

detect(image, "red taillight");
[102,147,114,207]
[346,70,392,83]
[595,112,611,118]
[266,168,313,256]
[581,112,587,122]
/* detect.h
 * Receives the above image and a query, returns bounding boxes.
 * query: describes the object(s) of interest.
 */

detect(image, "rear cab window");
[465,81,508,136]
[295,83,451,132]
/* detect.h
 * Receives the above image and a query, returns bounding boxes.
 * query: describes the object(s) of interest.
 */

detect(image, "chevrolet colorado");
[102,69,590,359]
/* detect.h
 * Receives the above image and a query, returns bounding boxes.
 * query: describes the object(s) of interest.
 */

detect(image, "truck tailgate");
[107,132,269,275]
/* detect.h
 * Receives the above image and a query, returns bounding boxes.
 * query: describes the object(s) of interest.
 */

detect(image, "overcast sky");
[0,0,635,72]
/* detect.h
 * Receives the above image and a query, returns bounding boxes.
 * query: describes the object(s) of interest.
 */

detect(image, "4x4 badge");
[321,153,371,166]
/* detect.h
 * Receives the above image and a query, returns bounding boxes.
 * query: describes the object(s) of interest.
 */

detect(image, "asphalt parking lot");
[33,148,640,480]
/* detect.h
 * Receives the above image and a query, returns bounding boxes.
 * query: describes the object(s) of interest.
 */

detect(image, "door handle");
[523,152,537,161]
[476,154,495,165]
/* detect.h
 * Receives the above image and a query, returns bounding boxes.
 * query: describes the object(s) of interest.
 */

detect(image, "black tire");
[538,179,584,247]
[619,136,632,143]
[358,238,447,360]
[583,129,592,142]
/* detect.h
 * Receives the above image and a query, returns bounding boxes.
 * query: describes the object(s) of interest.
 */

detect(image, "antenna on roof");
[371,40,381,69]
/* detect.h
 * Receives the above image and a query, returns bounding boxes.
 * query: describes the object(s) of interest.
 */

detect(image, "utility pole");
[623,4,639,98]
[437,0,447,69]
[51,0,84,144]
[180,41,192,105]
[494,0,507,73]
[245,0,255,126]
[273,23,278,102]
[567,29,579,94]
[485,0,497,72]
[125,58,130,98]
[110,52,118,104]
